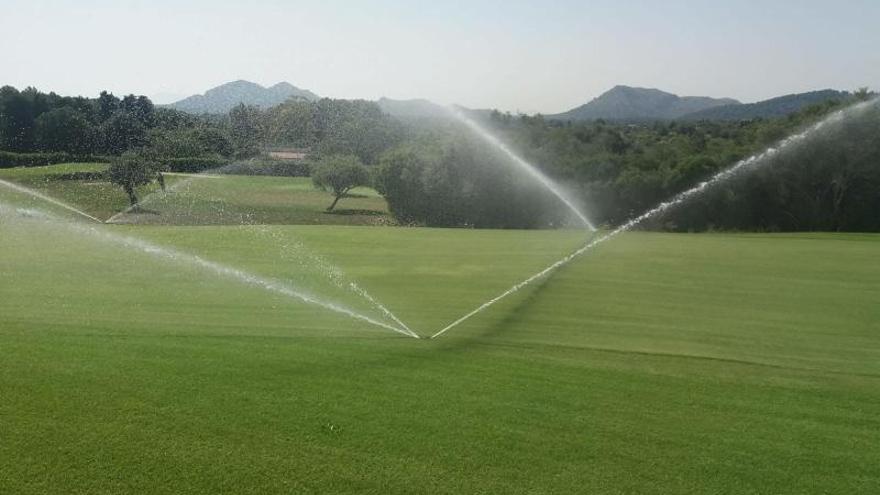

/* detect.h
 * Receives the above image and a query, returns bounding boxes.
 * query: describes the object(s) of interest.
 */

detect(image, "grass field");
[114,173,391,226]
[1,167,879,493]
[0,163,391,225]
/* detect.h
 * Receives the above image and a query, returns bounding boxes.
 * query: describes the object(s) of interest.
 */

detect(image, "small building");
[266,148,310,160]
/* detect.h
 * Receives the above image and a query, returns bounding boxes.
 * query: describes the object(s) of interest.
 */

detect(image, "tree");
[311,155,370,211]
[108,151,164,206]
[854,87,873,102]
[34,107,94,154]
[0,86,38,152]
[228,103,264,158]
[100,111,148,154]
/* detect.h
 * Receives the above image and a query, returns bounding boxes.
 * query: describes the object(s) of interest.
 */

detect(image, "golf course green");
[1,166,878,493]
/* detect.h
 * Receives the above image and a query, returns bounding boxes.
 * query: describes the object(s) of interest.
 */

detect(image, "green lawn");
[0,163,392,225]
[1,192,878,493]
[0,163,167,220]
[112,173,392,226]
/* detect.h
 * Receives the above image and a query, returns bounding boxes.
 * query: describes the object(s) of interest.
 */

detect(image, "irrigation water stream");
[429,97,880,339]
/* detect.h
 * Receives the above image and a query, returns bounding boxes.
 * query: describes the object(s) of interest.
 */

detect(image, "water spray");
[0,178,103,223]
[0,201,419,338]
[430,97,880,340]
[448,106,596,230]
[101,161,417,334]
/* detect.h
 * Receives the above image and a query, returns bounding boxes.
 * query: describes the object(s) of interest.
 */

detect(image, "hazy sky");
[2,0,878,113]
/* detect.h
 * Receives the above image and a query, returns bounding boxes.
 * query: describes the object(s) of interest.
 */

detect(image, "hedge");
[0,151,111,168]
[163,157,231,173]
[219,159,311,177]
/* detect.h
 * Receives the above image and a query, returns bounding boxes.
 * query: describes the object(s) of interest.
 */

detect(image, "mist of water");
[104,163,417,336]
[243,223,416,336]
[104,171,221,224]
[448,107,596,230]
[430,98,880,339]
[0,178,103,223]
[0,201,419,338]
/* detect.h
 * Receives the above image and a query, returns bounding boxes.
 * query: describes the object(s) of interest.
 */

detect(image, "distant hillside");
[169,80,319,114]
[678,89,849,120]
[376,97,448,119]
[549,86,739,121]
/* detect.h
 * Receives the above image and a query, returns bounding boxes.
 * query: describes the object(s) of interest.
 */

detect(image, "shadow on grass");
[324,209,386,216]
[430,271,563,352]
[123,206,161,215]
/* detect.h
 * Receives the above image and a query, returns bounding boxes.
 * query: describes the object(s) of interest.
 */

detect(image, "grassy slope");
[0,163,164,220]
[0,163,391,225]
[115,173,391,226]
[1,210,878,493]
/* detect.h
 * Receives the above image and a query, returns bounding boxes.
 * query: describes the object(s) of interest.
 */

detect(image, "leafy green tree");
[228,103,264,158]
[265,100,317,147]
[854,87,873,101]
[100,111,149,154]
[311,155,370,211]
[34,107,94,154]
[108,151,164,206]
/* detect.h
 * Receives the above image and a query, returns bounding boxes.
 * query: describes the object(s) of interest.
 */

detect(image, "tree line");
[1,84,877,231]
[371,91,879,231]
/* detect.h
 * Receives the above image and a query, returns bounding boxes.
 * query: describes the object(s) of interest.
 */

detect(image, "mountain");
[169,80,319,114]
[678,89,849,120]
[548,86,739,122]
[376,97,448,119]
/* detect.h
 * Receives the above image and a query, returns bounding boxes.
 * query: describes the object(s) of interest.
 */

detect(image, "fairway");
[0,164,392,226]
[1,201,878,492]
[4,3,879,492]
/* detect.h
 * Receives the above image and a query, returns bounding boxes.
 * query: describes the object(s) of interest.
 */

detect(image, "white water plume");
[449,106,595,230]
[105,163,416,336]
[242,224,416,335]
[0,178,102,223]
[105,171,215,223]
[430,98,880,339]
[0,201,418,338]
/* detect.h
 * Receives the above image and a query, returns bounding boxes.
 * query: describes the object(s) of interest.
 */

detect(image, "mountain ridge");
[548,85,739,121]
[169,80,319,114]
[677,89,849,120]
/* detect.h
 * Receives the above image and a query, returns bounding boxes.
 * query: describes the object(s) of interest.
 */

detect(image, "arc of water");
[349,282,415,335]
[1,202,419,339]
[105,164,416,335]
[430,98,879,340]
[448,107,596,231]
[0,178,102,223]
[105,171,207,223]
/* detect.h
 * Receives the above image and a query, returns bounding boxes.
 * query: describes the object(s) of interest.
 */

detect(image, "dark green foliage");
[0,150,109,168]
[311,155,371,211]
[264,98,404,165]
[220,158,310,177]
[375,132,562,228]
[149,125,234,158]
[34,107,95,154]
[228,103,264,158]
[0,86,157,156]
[100,111,149,154]
[463,97,880,231]
[45,170,107,181]
[162,157,231,173]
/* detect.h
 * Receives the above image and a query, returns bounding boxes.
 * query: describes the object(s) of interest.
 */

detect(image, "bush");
[163,157,231,173]
[219,158,310,177]
[0,151,110,168]
[46,171,107,181]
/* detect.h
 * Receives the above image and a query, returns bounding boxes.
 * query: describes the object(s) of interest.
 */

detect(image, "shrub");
[0,151,110,168]
[162,157,231,173]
